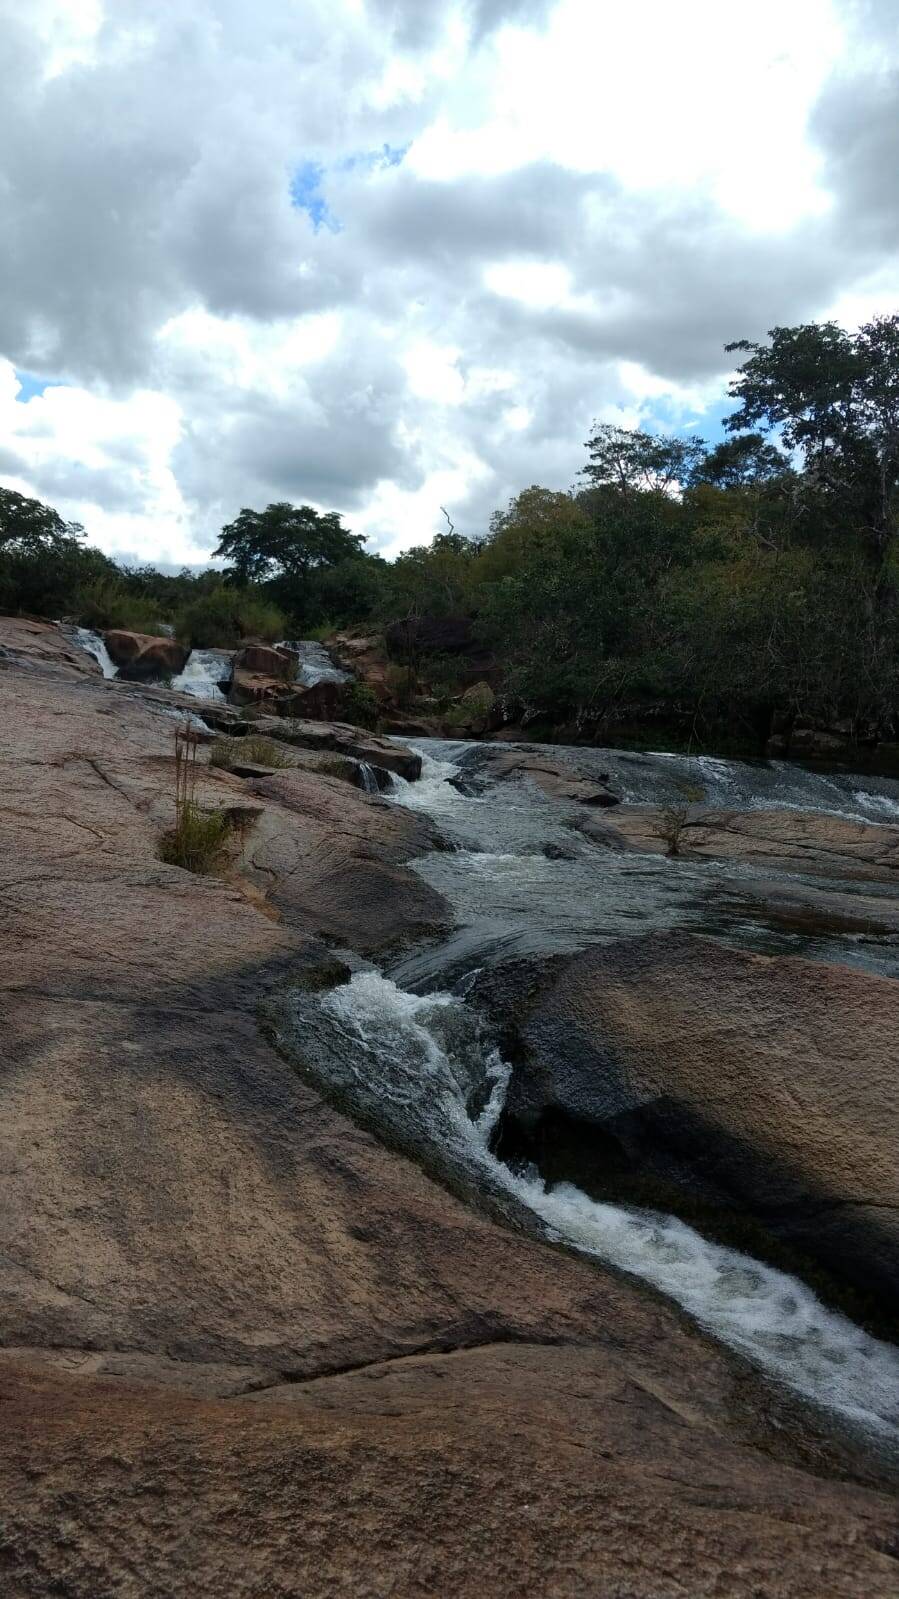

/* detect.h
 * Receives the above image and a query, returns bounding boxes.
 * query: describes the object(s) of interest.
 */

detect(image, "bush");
[76,577,167,634]
[384,663,417,708]
[175,589,286,648]
[340,680,380,729]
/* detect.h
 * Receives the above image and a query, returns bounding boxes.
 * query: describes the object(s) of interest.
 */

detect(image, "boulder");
[104,630,189,681]
[253,714,422,781]
[282,679,343,722]
[233,642,295,680]
[483,749,620,806]
[229,667,290,708]
[500,931,899,1316]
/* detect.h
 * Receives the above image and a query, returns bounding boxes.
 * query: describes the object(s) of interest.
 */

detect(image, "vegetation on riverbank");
[3,315,898,750]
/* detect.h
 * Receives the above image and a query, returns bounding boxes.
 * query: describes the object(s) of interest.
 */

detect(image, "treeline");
[2,314,898,748]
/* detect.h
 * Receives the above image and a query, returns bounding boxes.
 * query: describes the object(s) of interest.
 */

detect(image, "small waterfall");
[306,970,899,1440]
[170,649,232,703]
[277,639,350,687]
[75,628,119,679]
[356,761,381,794]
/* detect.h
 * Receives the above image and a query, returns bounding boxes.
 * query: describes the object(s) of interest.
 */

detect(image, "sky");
[1,0,898,568]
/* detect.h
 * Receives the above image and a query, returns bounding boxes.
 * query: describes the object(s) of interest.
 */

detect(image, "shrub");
[384,663,417,708]
[76,577,166,634]
[340,680,380,729]
[653,782,707,857]
[159,805,231,873]
[209,735,294,770]
[174,589,287,649]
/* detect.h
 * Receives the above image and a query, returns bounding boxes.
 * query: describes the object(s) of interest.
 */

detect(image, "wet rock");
[483,749,620,806]
[282,679,343,721]
[252,713,422,781]
[233,642,295,680]
[104,629,189,681]
[506,931,899,1317]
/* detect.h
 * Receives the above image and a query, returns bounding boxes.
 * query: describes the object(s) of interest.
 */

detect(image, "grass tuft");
[159,719,231,873]
[209,734,295,770]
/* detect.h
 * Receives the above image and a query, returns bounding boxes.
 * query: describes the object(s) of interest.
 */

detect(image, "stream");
[280,738,899,1443]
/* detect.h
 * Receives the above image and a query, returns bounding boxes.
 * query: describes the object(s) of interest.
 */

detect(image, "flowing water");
[74,627,119,679]
[170,649,232,702]
[282,737,899,1441]
[277,639,350,687]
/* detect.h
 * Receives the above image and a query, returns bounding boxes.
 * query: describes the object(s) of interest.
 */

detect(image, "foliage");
[214,502,365,584]
[75,577,167,634]
[174,589,286,648]
[340,679,380,729]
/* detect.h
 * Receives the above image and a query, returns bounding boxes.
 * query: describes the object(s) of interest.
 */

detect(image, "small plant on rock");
[654,781,708,858]
[159,721,230,873]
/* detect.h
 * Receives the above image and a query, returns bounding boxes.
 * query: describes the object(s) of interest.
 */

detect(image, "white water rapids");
[321,968,899,1440]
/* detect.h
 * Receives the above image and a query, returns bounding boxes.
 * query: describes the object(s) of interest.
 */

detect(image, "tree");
[0,486,84,553]
[214,502,365,583]
[725,315,899,558]
[687,432,790,488]
[583,424,706,496]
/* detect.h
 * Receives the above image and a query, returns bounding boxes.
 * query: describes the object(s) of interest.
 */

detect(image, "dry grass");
[209,734,295,770]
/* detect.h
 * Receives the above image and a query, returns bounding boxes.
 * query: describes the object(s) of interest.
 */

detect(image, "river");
[277,738,899,1444]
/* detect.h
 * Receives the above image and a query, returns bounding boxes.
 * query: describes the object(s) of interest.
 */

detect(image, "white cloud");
[0,0,897,564]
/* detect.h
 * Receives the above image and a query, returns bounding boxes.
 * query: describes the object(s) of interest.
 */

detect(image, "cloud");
[0,0,897,564]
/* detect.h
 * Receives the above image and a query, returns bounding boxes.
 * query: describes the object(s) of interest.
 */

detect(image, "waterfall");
[74,628,119,679]
[356,761,381,794]
[277,639,350,687]
[170,650,232,703]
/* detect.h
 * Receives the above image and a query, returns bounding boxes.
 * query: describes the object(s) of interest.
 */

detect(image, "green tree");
[583,424,706,496]
[0,486,84,553]
[725,315,899,559]
[214,502,365,583]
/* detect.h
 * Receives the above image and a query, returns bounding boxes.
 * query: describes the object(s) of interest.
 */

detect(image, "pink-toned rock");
[104,630,189,680]
[233,642,295,680]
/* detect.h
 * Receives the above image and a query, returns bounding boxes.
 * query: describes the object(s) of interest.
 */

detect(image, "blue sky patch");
[15,371,50,402]
[290,144,407,231]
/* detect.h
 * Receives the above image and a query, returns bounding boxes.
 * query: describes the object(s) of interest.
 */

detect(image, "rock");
[104,630,189,680]
[233,642,295,680]
[598,805,899,883]
[229,666,291,707]
[1,617,898,1597]
[240,769,449,949]
[253,714,422,781]
[483,749,621,806]
[282,679,343,721]
[502,931,899,1316]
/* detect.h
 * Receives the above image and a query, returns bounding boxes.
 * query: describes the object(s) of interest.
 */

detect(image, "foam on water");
[321,969,899,1439]
[170,650,231,703]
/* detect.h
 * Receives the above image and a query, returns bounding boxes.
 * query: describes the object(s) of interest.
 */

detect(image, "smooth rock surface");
[506,931,899,1314]
[597,804,899,882]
